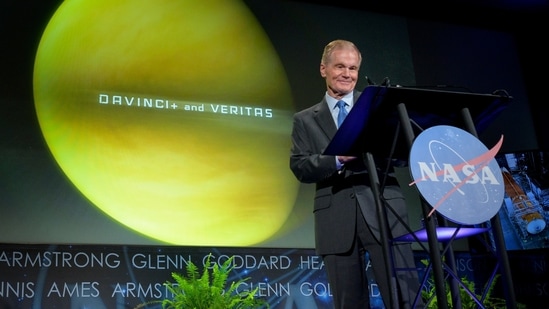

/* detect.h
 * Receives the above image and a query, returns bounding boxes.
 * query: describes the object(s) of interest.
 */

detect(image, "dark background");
[309,0,549,150]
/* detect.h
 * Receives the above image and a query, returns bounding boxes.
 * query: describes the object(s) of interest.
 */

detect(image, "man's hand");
[337,156,357,164]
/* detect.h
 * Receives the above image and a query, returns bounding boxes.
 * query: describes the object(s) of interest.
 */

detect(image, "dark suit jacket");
[289,90,410,256]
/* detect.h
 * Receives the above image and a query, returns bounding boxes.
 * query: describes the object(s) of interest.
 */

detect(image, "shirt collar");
[326,92,354,110]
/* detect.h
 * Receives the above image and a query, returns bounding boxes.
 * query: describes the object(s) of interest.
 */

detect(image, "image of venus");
[33,0,298,246]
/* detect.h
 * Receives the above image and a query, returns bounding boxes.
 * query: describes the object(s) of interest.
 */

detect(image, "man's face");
[320,48,360,99]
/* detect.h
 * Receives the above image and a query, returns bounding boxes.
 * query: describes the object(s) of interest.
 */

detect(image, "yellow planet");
[33,0,299,246]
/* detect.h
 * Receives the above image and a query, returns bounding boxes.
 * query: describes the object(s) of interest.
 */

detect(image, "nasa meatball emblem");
[409,125,505,225]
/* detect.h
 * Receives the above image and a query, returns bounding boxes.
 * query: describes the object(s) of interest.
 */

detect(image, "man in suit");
[289,39,422,309]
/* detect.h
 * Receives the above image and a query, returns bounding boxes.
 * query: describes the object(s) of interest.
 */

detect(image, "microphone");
[380,77,391,87]
[364,76,376,85]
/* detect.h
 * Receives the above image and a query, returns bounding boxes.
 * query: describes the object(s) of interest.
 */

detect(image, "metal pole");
[365,152,398,309]
[461,108,517,309]
[397,103,449,309]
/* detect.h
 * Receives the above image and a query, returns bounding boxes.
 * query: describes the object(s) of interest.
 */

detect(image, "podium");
[324,85,516,309]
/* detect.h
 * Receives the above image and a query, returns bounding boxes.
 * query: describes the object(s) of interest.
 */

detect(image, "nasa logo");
[409,125,505,225]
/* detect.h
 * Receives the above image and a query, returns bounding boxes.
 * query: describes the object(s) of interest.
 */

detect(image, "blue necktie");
[336,100,348,128]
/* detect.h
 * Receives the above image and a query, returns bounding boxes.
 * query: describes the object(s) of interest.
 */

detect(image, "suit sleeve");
[289,112,338,184]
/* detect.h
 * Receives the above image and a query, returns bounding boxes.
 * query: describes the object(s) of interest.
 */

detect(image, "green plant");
[420,259,525,309]
[135,254,269,309]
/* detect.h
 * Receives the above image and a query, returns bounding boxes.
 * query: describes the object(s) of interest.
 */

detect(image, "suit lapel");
[314,90,363,141]
[314,98,337,140]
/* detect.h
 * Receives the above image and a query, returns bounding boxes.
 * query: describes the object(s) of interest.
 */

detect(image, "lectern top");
[323,85,511,158]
